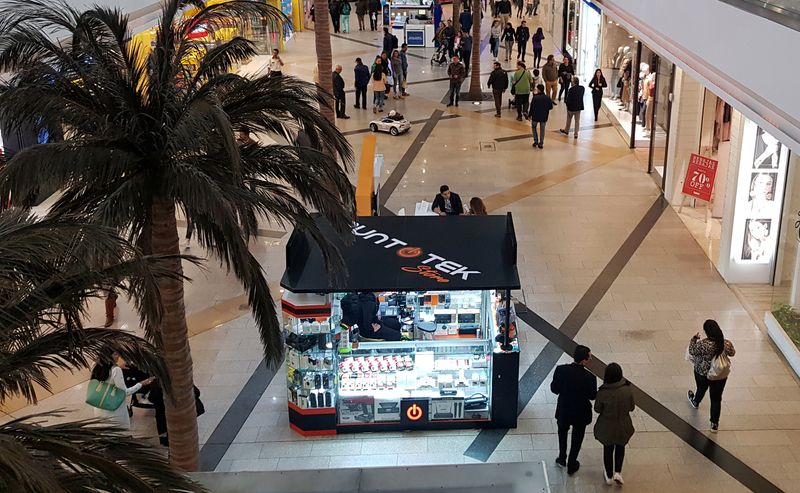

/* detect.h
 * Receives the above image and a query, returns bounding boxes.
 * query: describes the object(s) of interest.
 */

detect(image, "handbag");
[707,352,731,381]
[510,73,521,95]
[85,379,126,411]
[386,74,394,85]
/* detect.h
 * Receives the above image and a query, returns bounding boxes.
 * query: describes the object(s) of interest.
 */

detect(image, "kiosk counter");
[280,215,521,435]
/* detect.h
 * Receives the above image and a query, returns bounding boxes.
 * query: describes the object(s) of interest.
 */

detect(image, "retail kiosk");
[387,0,436,48]
[280,215,521,436]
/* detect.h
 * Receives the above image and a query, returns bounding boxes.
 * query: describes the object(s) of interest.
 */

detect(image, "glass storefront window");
[771,153,800,316]
[647,54,675,185]
[565,0,579,56]
[577,1,601,79]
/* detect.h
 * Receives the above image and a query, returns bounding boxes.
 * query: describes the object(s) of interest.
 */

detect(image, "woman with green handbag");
[87,353,155,429]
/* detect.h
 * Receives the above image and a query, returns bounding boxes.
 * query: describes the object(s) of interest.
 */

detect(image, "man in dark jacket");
[446,56,466,107]
[368,0,381,30]
[515,20,529,61]
[560,76,585,138]
[356,0,368,30]
[557,56,574,101]
[432,184,464,216]
[353,58,370,109]
[496,0,511,25]
[550,345,597,475]
[459,6,473,33]
[382,27,394,56]
[329,1,341,33]
[487,61,508,117]
[332,65,349,119]
[530,84,553,148]
[443,20,456,57]
[358,292,402,341]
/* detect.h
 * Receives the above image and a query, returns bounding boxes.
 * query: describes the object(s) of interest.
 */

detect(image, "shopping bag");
[707,352,731,381]
[684,343,694,362]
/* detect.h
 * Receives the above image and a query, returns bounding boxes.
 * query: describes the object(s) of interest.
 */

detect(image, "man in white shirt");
[269,49,284,77]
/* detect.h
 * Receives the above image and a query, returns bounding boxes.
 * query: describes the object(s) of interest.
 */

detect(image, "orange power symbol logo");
[406,404,423,421]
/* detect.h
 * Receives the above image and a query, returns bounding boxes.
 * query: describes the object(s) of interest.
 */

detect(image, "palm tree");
[314,0,336,124]
[0,0,354,471]
[0,209,204,492]
[468,0,482,98]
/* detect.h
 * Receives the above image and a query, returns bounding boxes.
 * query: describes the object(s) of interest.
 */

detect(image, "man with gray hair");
[560,76,584,139]
[332,64,350,120]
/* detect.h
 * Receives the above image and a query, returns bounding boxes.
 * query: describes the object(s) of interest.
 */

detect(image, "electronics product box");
[430,397,465,420]
[374,397,402,422]
[339,396,375,424]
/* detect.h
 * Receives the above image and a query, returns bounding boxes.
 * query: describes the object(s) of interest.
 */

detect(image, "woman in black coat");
[588,69,608,121]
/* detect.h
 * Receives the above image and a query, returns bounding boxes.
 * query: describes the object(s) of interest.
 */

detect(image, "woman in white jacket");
[490,20,502,61]
[90,353,154,429]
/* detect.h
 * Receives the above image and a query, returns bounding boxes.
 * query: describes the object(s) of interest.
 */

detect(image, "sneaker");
[613,472,624,485]
[711,422,719,433]
[555,457,566,468]
[559,129,568,135]
[567,461,580,476]
[538,144,543,149]
[532,142,538,147]
[687,390,698,409]
[603,471,614,485]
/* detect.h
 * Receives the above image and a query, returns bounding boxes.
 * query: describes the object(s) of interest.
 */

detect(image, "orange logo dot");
[406,403,423,421]
[397,247,423,258]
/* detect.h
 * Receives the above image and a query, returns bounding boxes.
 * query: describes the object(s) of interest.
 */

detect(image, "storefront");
[388,0,435,48]
[575,0,600,79]
[280,215,521,435]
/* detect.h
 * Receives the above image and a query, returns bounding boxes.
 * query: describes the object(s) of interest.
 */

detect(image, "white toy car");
[369,111,411,136]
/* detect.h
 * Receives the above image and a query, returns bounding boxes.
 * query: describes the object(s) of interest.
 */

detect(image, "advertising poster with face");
[732,121,788,265]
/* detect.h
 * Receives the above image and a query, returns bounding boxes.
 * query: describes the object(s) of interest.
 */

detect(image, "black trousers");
[331,15,340,32]
[557,421,586,466]
[335,96,346,117]
[447,38,455,57]
[492,89,503,115]
[517,42,527,60]
[355,87,367,108]
[558,79,571,100]
[693,371,727,423]
[533,48,542,67]
[449,81,462,104]
[515,94,529,118]
[592,90,602,121]
[603,444,625,477]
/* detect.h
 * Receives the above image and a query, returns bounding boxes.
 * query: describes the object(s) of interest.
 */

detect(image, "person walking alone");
[515,20,530,61]
[529,84,553,148]
[368,0,381,30]
[460,30,472,73]
[496,0,512,27]
[551,345,597,476]
[330,0,341,33]
[490,20,502,61]
[501,22,515,62]
[510,61,531,120]
[687,319,736,432]
[268,49,284,77]
[560,76,584,138]
[446,55,466,107]
[542,55,559,103]
[531,27,544,68]
[332,65,350,119]
[354,57,370,109]
[356,0,367,30]
[459,5,473,33]
[594,363,635,486]
[340,0,352,33]
[588,69,607,121]
[487,61,509,117]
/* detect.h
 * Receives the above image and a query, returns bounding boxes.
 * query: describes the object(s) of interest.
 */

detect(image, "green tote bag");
[85,379,126,411]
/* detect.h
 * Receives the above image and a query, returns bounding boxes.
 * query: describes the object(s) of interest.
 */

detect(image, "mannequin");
[617,47,632,101]
[609,47,624,100]
[644,70,656,134]
[637,63,650,130]
[619,58,631,110]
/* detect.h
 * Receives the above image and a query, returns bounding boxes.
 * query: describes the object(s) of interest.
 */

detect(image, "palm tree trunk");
[314,0,336,124]
[150,198,199,472]
[468,0,482,98]
[453,0,462,32]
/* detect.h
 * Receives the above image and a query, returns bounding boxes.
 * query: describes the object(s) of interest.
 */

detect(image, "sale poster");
[682,153,719,202]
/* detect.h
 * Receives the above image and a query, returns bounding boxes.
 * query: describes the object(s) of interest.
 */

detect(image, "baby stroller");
[431,42,448,66]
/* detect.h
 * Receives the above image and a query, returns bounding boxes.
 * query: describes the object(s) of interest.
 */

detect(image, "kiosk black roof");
[280,214,520,293]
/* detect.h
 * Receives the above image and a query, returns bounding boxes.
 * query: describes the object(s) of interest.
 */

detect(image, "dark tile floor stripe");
[379,109,444,203]
[494,123,614,142]
[465,195,667,462]
[198,358,280,471]
[340,113,459,137]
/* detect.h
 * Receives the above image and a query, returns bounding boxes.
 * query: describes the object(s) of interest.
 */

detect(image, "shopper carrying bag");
[87,353,155,429]
[594,363,635,486]
[686,319,735,432]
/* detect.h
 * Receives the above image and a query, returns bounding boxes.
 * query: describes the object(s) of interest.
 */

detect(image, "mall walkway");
[4,12,800,493]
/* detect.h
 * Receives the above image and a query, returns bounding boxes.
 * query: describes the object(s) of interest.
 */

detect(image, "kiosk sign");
[401,398,429,426]
[682,153,718,202]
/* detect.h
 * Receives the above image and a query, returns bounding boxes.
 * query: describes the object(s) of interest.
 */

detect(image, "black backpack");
[340,293,361,326]
[392,34,399,49]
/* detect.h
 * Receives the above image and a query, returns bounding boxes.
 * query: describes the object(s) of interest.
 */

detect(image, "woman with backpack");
[594,363,635,486]
[687,319,736,432]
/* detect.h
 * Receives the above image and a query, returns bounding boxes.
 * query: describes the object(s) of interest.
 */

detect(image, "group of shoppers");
[331,42,410,118]
[328,0,382,33]
[551,320,734,485]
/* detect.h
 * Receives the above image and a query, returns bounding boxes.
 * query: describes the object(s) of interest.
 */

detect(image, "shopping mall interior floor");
[5,9,800,493]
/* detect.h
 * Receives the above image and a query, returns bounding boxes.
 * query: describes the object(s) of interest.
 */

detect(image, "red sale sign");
[682,153,718,202]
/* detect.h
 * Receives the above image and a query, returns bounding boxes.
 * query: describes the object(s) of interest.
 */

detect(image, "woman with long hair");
[687,319,736,432]
[588,69,608,121]
[531,27,544,68]
[594,363,634,486]
[490,20,502,61]
[89,353,155,429]
[469,197,488,215]
[371,57,387,113]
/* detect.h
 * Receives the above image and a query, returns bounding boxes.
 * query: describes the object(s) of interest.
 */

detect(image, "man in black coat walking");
[330,0,341,33]
[332,65,350,119]
[550,345,597,475]
[560,76,585,138]
[487,61,508,117]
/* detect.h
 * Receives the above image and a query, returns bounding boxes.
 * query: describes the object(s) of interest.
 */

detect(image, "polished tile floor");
[4,10,800,493]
